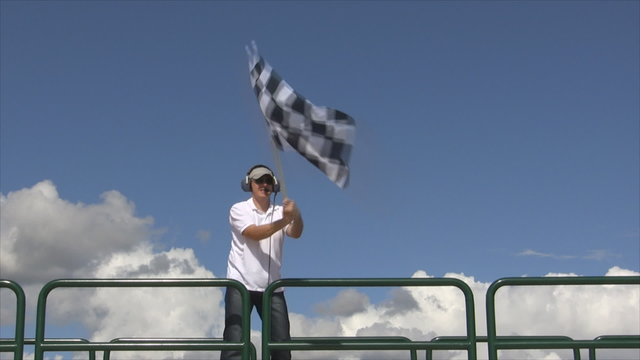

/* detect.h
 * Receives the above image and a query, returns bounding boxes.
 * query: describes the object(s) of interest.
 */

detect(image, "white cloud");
[285,269,639,360]
[196,229,212,244]
[492,273,639,340]
[1,181,638,360]
[607,266,640,276]
[0,181,223,360]
[313,288,370,317]
[517,248,620,261]
[517,249,576,259]
[0,180,154,283]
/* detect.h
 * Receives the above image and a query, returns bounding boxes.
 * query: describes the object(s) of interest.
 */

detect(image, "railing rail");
[427,336,581,360]
[262,277,477,360]
[286,336,418,360]
[103,337,257,360]
[486,276,640,360]
[589,335,640,360]
[0,279,26,360]
[7,338,97,360]
[33,278,252,360]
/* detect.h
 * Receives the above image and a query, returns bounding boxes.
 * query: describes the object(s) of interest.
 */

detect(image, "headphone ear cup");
[273,177,280,193]
[240,177,251,192]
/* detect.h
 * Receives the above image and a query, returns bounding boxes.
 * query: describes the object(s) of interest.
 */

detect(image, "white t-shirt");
[226,198,288,292]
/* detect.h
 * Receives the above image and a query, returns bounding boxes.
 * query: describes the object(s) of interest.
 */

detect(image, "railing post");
[0,279,26,360]
[34,278,62,360]
[262,281,275,360]
[486,278,502,360]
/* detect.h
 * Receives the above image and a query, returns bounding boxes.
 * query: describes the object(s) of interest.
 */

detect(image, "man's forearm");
[242,218,290,241]
[286,215,304,238]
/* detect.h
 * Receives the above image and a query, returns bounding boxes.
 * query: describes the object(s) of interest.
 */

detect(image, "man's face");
[251,175,274,198]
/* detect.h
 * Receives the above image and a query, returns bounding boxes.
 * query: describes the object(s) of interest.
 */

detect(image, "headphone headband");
[247,164,273,177]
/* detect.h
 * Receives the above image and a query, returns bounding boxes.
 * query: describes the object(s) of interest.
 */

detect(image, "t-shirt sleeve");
[229,202,253,235]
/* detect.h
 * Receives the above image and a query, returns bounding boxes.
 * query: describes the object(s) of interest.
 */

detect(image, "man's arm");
[242,199,304,240]
[242,218,290,241]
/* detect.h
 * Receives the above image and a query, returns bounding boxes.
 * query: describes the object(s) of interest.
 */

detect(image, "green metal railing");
[103,338,257,360]
[426,336,581,360]
[486,276,640,360]
[3,276,638,359]
[24,338,96,360]
[589,335,640,360]
[262,278,477,360]
[288,336,418,360]
[0,279,26,360]
[34,278,252,360]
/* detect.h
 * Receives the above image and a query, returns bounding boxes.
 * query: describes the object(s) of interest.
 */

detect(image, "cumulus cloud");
[492,273,639,339]
[314,289,370,317]
[0,181,223,360]
[380,288,420,316]
[1,181,638,360]
[286,269,639,360]
[0,180,154,283]
[85,250,223,360]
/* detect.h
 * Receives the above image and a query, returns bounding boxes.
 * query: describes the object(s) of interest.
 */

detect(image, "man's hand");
[283,198,303,238]
[282,198,299,223]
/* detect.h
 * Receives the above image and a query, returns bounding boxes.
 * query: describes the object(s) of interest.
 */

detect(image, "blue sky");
[1,1,639,357]
[3,0,637,280]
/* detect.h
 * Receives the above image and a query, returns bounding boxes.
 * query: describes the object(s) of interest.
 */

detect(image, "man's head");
[241,164,280,194]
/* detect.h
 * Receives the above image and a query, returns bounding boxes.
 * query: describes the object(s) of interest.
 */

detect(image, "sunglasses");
[253,176,274,185]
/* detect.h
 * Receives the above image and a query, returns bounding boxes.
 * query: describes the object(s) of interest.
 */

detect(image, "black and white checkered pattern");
[247,44,356,188]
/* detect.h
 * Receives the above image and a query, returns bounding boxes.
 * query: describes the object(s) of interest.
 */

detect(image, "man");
[221,164,303,360]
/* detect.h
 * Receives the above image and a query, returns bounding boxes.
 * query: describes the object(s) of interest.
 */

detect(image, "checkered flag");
[246,43,356,188]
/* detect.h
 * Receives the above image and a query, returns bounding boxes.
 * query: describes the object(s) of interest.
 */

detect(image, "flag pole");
[269,137,288,199]
[247,42,288,198]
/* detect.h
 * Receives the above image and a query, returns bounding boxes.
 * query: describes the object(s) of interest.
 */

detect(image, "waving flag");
[246,43,356,188]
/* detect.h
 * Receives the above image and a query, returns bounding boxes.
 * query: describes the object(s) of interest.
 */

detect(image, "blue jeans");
[221,287,291,360]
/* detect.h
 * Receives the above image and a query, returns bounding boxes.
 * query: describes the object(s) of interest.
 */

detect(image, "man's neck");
[252,196,271,213]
